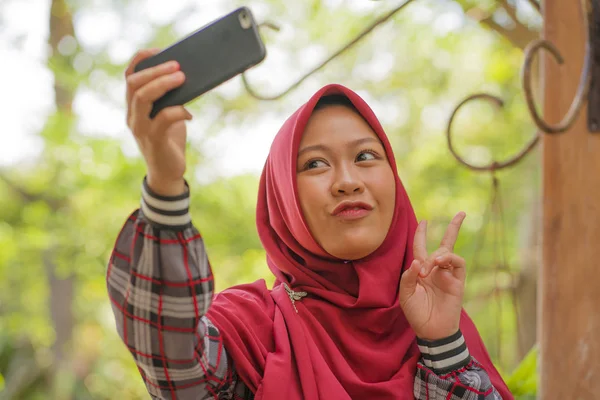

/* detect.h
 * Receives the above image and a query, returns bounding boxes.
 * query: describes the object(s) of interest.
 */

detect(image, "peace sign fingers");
[401,212,468,342]
[413,212,467,278]
[440,212,466,252]
[413,220,429,262]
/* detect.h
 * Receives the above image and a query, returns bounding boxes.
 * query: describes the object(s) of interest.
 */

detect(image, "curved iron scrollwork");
[248,0,592,170]
[521,0,591,134]
[447,0,592,173]
[446,93,540,172]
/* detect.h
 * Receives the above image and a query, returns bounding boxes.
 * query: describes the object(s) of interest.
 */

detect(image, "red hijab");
[207,84,512,399]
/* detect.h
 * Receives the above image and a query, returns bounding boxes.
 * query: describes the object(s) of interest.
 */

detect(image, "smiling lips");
[332,201,373,220]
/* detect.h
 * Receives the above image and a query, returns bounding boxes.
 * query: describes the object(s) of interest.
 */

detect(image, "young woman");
[107,49,513,399]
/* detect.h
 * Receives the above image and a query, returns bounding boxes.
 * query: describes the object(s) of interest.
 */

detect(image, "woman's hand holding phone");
[126,48,191,196]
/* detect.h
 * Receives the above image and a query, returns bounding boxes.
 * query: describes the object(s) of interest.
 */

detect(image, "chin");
[327,233,383,261]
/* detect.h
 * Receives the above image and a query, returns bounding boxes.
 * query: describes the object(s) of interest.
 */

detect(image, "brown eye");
[356,150,377,162]
[305,159,327,170]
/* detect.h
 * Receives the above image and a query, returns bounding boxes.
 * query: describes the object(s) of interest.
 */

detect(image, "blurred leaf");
[505,345,538,395]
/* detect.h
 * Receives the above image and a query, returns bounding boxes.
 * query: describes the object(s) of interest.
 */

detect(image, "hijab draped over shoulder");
[207,84,512,399]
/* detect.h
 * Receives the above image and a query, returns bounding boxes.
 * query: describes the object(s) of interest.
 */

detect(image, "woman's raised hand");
[398,212,467,341]
[125,48,192,196]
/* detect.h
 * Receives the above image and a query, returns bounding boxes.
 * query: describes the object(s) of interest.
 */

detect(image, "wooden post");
[540,0,600,398]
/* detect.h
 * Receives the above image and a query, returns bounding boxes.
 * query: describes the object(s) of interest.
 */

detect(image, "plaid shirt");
[106,179,503,400]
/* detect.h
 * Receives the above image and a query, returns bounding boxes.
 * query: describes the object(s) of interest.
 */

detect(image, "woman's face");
[296,105,396,260]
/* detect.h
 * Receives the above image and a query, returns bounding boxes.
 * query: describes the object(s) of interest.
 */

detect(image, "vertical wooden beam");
[541,0,600,398]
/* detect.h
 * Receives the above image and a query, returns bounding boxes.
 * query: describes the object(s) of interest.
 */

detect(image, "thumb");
[399,259,421,303]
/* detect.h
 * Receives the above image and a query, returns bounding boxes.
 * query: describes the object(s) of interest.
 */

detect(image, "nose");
[331,165,365,196]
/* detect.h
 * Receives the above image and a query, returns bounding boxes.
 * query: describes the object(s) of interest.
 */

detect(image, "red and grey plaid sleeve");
[414,330,503,400]
[106,178,239,399]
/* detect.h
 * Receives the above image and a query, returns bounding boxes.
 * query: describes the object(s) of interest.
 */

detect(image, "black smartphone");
[134,7,267,118]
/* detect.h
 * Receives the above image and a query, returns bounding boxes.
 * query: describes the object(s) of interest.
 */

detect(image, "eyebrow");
[297,137,381,157]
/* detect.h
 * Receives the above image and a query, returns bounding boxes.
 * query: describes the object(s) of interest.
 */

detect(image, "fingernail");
[419,267,426,276]
[435,256,443,262]
[166,61,179,70]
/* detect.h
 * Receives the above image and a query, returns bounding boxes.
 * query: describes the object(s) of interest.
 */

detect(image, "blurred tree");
[1,0,81,397]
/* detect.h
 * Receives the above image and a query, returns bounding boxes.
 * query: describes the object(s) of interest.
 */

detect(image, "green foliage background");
[0,0,540,398]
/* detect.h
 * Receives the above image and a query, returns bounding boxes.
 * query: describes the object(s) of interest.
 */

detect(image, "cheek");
[297,177,330,225]
[373,169,396,216]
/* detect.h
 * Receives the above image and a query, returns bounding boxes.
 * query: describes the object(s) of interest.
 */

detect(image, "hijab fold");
[207,84,512,399]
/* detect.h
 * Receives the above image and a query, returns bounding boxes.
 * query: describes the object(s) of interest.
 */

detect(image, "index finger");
[125,48,162,78]
[439,212,466,251]
[413,220,428,262]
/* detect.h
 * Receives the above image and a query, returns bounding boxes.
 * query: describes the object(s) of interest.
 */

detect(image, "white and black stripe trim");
[140,177,191,229]
[417,330,471,375]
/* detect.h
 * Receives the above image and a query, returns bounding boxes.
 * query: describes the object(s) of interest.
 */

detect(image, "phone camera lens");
[238,10,251,29]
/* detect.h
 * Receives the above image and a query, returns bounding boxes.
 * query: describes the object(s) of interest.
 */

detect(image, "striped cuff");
[140,177,191,230]
[417,330,471,375]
